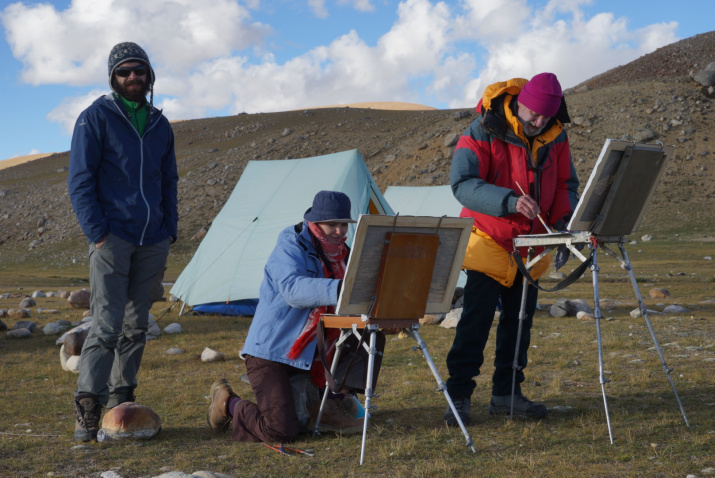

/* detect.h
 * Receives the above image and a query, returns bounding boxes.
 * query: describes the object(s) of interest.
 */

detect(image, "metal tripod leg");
[312,328,349,437]
[617,243,690,427]
[510,271,531,420]
[359,324,379,465]
[405,324,476,453]
[590,245,614,444]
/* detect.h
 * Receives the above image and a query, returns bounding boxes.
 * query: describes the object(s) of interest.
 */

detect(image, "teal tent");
[170,149,393,312]
[383,185,463,217]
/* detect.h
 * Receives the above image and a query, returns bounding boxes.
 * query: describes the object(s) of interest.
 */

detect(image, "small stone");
[7,328,31,338]
[201,347,225,362]
[663,304,689,314]
[43,322,69,335]
[67,289,90,309]
[19,297,36,308]
[163,323,182,334]
[641,234,653,242]
[13,320,36,331]
[649,288,670,298]
[166,347,185,355]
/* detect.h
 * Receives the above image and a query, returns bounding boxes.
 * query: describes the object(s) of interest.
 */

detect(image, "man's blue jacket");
[68,94,178,246]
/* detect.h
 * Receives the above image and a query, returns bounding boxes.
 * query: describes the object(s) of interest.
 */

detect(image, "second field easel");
[512,139,689,443]
[312,215,475,464]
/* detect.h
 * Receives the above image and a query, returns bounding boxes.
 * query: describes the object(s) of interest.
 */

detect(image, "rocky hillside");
[1,31,713,278]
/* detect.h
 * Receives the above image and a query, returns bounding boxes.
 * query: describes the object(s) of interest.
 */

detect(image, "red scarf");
[286,222,347,362]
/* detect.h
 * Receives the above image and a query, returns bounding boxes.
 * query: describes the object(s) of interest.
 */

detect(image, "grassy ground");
[0,239,713,478]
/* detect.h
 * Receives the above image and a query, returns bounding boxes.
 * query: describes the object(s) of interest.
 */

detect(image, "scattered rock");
[166,347,185,355]
[440,308,462,328]
[641,234,653,242]
[576,311,595,320]
[7,328,31,338]
[68,289,90,309]
[13,320,36,332]
[43,322,70,335]
[649,288,670,298]
[56,322,92,346]
[19,297,36,308]
[7,308,30,319]
[201,347,225,362]
[419,314,444,325]
[443,133,459,147]
[64,329,89,355]
[663,304,689,314]
[31,291,46,298]
[163,323,182,334]
[60,344,81,373]
[549,299,578,317]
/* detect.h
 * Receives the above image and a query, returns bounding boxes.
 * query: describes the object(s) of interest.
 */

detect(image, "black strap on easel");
[316,320,366,393]
[510,250,593,293]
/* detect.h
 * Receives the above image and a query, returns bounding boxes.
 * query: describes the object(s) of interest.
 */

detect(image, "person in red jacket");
[445,73,579,425]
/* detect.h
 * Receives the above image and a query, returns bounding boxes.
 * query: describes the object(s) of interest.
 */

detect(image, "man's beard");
[518,116,546,137]
[113,78,149,103]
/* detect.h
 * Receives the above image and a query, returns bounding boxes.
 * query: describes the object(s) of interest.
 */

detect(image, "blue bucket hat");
[304,191,357,223]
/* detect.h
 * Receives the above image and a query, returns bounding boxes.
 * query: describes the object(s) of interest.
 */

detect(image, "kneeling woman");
[207,190,361,442]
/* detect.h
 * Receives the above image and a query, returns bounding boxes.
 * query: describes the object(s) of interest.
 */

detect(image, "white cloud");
[338,0,375,12]
[46,89,106,134]
[449,0,680,107]
[10,0,684,130]
[308,0,328,18]
[1,0,270,86]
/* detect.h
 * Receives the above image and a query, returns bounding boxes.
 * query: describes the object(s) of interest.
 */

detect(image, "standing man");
[445,73,579,425]
[68,42,178,441]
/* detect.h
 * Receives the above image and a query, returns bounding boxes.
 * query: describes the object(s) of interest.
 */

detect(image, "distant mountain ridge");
[0,31,713,277]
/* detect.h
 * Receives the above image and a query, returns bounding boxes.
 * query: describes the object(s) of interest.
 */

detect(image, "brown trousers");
[231,356,302,442]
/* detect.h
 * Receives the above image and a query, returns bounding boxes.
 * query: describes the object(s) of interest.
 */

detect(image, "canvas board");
[336,215,472,316]
[567,139,673,235]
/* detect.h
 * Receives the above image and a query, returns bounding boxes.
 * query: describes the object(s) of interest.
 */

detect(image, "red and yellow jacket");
[450,78,579,286]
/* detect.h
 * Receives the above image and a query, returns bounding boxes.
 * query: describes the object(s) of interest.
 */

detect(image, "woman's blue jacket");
[241,221,341,370]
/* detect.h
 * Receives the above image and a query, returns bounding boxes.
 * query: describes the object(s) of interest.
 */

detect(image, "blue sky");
[0,0,712,162]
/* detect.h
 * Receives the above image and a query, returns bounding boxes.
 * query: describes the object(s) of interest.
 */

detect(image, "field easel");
[512,139,689,443]
[312,214,475,464]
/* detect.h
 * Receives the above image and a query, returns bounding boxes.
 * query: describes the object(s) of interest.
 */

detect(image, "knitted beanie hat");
[107,42,155,105]
[518,72,562,117]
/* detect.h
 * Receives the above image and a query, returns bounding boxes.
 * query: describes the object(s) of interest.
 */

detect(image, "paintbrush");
[515,182,555,234]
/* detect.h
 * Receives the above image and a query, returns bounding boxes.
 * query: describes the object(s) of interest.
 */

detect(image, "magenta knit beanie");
[518,72,562,117]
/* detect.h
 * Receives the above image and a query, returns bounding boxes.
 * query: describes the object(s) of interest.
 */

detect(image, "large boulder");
[99,402,161,441]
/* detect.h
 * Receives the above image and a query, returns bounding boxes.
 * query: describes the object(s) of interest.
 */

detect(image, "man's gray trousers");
[75,233,170,408]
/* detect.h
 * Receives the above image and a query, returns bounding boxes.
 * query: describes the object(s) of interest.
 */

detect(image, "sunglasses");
[115,66,148,78]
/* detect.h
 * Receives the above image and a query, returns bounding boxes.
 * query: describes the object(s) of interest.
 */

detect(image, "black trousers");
[445,269,538,399]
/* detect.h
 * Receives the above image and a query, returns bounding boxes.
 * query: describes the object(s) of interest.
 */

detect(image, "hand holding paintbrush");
[515,182,555,234]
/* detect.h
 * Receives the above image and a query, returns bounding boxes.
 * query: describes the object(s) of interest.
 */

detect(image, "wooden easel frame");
[314,215,475,464]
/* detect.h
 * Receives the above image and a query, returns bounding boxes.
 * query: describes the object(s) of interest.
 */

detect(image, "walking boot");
[489,393,548,418]
[207,378,239,432]
[73,393,102,442]
[444,397,471,426]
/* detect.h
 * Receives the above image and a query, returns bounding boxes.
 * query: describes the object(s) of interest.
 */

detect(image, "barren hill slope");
[0,32,713,278]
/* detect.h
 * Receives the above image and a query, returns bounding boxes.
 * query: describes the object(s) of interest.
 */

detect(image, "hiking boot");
[73,393,102,442]
[444,397,471,426]
[207,378,239,433]
[310,397,364,435]
[489,393,548,418]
